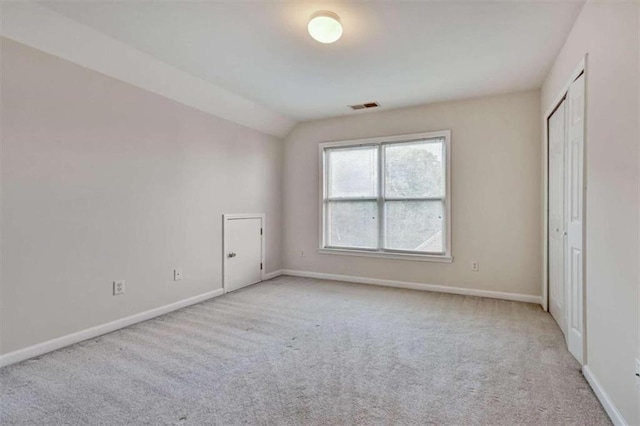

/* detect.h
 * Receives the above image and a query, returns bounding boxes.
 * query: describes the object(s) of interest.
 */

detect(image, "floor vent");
[349,102,380,110]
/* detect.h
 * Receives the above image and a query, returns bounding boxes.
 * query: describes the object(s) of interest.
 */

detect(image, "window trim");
[318,130,452,262]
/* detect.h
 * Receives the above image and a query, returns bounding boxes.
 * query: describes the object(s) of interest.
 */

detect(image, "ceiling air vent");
[349,102,380,111]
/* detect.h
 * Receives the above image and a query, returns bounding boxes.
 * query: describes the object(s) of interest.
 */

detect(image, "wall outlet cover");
[174,268,183,281]
[113,280,125,295]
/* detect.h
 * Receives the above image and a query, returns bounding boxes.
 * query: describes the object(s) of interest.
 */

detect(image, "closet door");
[548,100,567,336]
[566,74,585,364]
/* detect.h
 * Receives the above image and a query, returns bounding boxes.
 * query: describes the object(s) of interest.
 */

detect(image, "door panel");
[225,217,262,293]
[548,100,567,335]
[566,73,585,364]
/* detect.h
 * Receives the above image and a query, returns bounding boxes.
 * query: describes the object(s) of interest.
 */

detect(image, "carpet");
[0,276,610,425]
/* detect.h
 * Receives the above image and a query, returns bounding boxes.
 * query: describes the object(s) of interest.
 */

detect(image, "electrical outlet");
[173,268,183,281]
[113,280,125,295]
[471,261,479,272]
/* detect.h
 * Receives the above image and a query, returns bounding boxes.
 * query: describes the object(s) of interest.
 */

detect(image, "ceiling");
[41,1,584,122]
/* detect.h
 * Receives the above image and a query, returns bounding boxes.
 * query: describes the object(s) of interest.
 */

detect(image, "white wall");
[0,38,284,354]
[541,2,639,424]
[283,90,542,298]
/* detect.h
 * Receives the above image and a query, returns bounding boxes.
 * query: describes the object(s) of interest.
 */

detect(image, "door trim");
[222,213,266,293]
[542,55,587,365]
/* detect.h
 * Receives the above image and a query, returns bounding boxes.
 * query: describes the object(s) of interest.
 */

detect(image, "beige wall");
[0,38,284,354]
[283,90,542,297]
[542,2,639,424]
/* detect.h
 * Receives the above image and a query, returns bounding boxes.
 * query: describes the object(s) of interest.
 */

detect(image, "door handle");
[555,228,568,237]
[228,252,236,258]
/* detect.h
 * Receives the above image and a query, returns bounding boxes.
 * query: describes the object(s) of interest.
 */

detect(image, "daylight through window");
[320,131,451,260]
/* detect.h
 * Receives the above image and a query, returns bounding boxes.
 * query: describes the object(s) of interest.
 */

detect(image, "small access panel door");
[224,215,264,293]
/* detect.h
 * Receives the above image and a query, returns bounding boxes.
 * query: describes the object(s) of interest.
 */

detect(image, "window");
[319,131,451,262]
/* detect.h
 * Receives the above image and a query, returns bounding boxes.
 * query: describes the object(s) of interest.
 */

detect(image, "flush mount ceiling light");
[308,11,342,44]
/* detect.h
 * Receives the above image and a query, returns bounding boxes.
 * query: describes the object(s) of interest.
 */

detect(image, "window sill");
[317,248,453,263]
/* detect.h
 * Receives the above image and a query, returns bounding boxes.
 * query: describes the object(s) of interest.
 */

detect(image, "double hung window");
[319,131,451,262]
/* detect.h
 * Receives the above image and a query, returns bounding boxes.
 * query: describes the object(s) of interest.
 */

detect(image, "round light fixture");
[308,11,342,44]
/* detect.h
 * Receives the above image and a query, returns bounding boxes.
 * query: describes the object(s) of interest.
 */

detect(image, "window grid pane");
[326,201,379,249]
[383,200,444,253]
[326,146,378,198]
[384,139,445,199]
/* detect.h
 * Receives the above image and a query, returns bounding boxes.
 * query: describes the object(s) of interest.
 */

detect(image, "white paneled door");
[566,74,585,364]
[547,72,585,365]
[548,100,567,336]
[223,215,264,293]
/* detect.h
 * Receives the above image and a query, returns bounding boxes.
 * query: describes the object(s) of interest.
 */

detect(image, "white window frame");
[318,130,452,263]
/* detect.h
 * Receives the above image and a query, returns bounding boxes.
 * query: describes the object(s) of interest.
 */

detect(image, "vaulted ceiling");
[40,1,584,122]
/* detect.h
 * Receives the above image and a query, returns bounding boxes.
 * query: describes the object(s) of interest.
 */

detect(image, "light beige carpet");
[1,276,609,425]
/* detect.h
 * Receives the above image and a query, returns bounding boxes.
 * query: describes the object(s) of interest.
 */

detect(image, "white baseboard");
[0,288,225,368]
[281,269,543,305]
[264,269,284,280]
[0,271,541,368]
[582,366,628,426]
